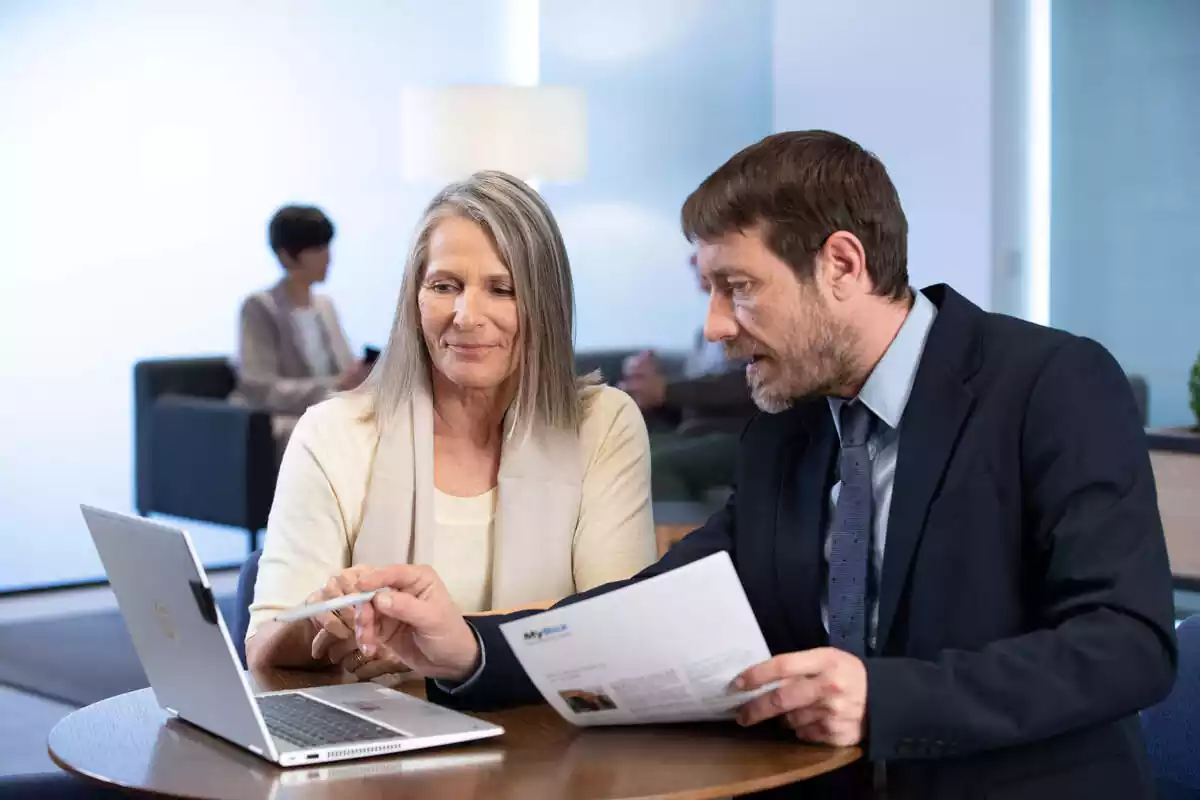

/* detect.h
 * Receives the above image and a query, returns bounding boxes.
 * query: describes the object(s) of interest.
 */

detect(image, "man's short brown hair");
[681,130,909,300]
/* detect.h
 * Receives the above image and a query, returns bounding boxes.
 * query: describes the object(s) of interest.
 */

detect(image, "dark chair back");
[234,548,262,668]
[1142,615,1200,798]
[134,358,237,515]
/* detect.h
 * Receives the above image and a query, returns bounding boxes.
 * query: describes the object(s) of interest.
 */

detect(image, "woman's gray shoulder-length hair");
[356,170,594,434]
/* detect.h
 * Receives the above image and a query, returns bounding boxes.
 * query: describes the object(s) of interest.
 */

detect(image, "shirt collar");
[828,289,938,436]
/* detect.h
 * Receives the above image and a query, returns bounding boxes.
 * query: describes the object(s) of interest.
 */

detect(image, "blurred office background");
[2,0,1200,783]
[0,1,1197,593]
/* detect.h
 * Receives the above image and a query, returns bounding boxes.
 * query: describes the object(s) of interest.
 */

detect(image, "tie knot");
[839,402,874,448]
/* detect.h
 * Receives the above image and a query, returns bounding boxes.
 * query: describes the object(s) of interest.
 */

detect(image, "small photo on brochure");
[558,688,618,714]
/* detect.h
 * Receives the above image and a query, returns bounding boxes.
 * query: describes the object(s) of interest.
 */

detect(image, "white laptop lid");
[80,505,278,760]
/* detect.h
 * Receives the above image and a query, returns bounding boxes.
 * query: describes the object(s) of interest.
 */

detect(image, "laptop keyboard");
[257,693,404,749]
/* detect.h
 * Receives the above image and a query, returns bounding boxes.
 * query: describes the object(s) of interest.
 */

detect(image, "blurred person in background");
[245,172,656,680]
[236,205,372,452]
[620,253,755,503]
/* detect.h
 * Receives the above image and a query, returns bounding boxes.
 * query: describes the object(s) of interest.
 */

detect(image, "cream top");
[247,385,657,638]
[290,307,336,377]
[431,487,497,614]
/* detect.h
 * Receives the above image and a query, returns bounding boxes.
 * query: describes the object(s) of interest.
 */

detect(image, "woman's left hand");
[318,631,412,681]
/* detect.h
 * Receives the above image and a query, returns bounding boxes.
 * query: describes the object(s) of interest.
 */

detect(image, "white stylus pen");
[273,589,382,623]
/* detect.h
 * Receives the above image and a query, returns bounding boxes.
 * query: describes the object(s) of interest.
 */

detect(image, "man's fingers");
[792,717,858,747]
[786,706,825,732]
[737,678,823,727]
[735,648,836,692]
[376,616,401,649]
[372,588,440,629]
[793,720,828,744]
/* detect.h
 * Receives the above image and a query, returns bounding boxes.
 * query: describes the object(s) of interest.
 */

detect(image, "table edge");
[653,745,862,800]
[47,693,201,800]
[45,686,863,799]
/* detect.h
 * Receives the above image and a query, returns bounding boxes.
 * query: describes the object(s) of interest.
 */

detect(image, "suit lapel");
[875,285,980,653]
[773,409,835,647]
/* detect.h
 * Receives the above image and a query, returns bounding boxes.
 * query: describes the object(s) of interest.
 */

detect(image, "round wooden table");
[48,669,860,799]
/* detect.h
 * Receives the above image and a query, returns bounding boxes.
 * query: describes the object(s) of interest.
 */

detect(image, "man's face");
[697,230,858,412]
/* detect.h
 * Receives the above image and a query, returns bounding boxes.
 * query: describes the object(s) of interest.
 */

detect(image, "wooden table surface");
[48,668,860,799]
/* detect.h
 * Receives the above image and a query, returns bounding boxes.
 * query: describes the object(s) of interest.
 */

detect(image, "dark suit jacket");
[431,285,1178,799]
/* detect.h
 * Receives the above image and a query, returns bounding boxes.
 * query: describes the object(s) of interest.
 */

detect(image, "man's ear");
[819,231,869,301]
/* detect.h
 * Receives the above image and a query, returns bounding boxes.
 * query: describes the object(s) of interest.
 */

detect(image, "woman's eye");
[492,285,515,297]
[428,282,456,294]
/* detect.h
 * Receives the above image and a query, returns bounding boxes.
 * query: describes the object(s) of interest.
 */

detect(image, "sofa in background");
[134,357,275,553]
[132,350,690,552]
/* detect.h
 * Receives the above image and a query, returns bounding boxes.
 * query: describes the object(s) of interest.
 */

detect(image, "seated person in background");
[620,253,755,503]
[245,171,657,680]
[236,204,372,450]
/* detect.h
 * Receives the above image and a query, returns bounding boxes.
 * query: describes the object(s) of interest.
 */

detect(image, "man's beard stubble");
[737,309,860,414]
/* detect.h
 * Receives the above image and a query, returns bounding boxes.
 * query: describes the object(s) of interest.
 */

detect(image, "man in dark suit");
[352,131,1177,799]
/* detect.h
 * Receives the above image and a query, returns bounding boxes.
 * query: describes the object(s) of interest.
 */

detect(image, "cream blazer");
[247,382,657,638]
[235,281,355,417]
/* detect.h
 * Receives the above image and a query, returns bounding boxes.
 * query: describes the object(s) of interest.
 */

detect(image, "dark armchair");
[134,357,277,553]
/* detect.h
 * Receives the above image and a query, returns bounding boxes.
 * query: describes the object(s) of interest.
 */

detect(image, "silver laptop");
[80,505,503,767]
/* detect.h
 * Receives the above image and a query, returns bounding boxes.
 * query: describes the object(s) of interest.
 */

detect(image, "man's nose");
[703,292,738,343]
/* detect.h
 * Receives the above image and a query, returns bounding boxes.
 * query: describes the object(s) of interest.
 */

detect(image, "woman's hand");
[304,566,373,665]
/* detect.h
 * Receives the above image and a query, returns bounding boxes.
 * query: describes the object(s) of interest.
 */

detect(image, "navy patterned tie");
[828,402,875,658]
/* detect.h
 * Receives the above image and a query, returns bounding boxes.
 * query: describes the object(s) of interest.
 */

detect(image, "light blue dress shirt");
[825,290,937,652]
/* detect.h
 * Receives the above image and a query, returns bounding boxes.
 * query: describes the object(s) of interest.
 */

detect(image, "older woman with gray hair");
[245,172,656,678]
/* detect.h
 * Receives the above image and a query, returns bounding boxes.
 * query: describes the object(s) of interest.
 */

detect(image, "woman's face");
[418,216,520,392]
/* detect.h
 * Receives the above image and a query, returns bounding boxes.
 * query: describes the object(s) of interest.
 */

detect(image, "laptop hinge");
[189,581,218,625]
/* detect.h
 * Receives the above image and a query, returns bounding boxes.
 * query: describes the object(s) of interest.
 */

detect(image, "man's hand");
[619,350,667,410]
[734,648,867,747]
[353,565,481,682]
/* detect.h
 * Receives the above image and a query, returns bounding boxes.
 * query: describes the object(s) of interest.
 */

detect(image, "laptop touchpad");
[304,684,495,737]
